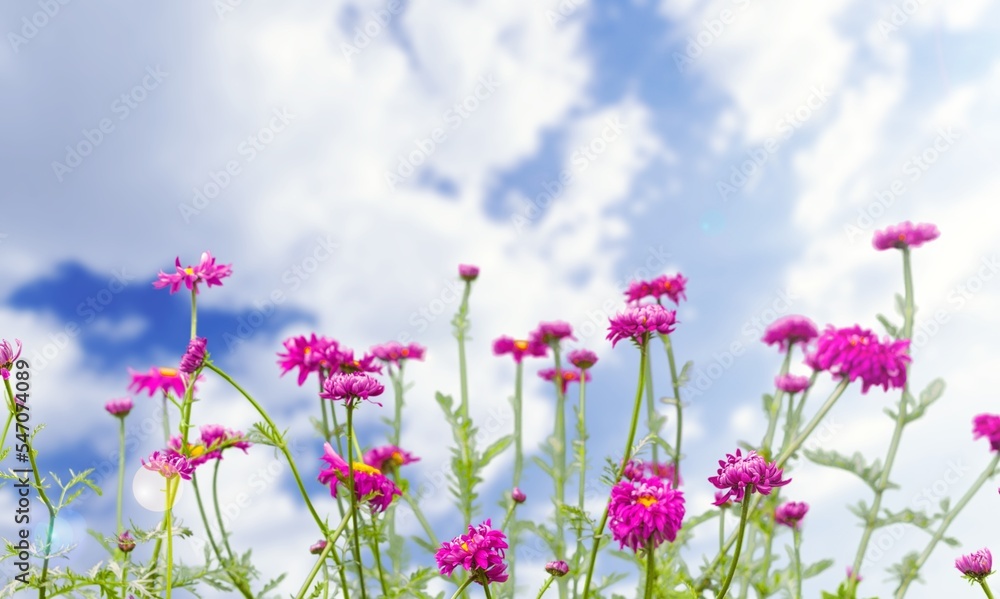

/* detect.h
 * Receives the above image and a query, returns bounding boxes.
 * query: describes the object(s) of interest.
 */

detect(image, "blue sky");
[2,1,999,597]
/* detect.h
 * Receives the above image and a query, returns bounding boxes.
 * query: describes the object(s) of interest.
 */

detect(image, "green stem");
[449,577,476,599]
[760,350,792,461]
[162,393,170,446]
[643,547,657,599]
[483,582,494,599]
[391,364,405,447]
[370,515,389,597]
[644,355,657,465]
[717,493,751,599]
[581,344,648,598]
[513,361,524,488]
[116,417,126,535]
[660,333,683,488]
[346,405,367,599]
[402,493,439,547]
[573,370,589,599]
[0,411,13,457]
[190,289,198,340]
[550,347,568,599]
[793,527,802,599]
[192,473,254,599]
[718,508,725,553]
[456,281,472,420]
[164,477,178,599]
[536,576,556,599]
[980,580,996,599]
[295,507,355,599]
[894,453,1000,598]
[212,459,236,560]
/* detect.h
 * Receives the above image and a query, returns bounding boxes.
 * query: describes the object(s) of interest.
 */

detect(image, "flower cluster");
[435,519,508,585]
[363,445,419,472]
[625,273,688,305]
[530,321,575,347]
[955,548,993,582]
[369,341,426,367]
[774,501,809,529]
[807,325,911,393]
[972,414,1000,452]
[153,251,233,294]
[709,449,790,505]
[168,425,251,468]
[538,367,590,394]
[142,450,195,480]
[1,338,22,380]
[872,221,940,251]
[492,336,548,362]
[318,443,401,513]
[320,371,385,407]
[607,303,677,347]
[608,476,686,552]
[277,334,385,386]
[623,460,681,487]
[762,315,818,352]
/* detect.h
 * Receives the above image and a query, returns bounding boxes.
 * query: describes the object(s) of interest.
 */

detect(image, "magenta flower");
[709,449,790,505]
[492,336,548,363]
[512,487,526,503]
[179,337,207,374]
[608,476,685,552]
[363,445,419,472]
[623,460,681,487]
[530,321,576,347]
[538,367,591,394]
[128,367,189,397]
[309,540,327,555]
[168,425,251,468]
[320,372,385,407]
[973,414,1000,452]
[806,325,911,393]
[334,348,384,375]
[1,338,22,380]
[434,519,509,585]
[117,530,136,553]
[714,491,733,509]
[775,374,810,394]
[369,341,426,367]
[872,221,940,251]
[625,273,688,305]
[846,566,863,582]
[545,560,569,577]
[607,304,678,347]
[277,334,338,386]
[568,348,598,369]
[142,450,194,480]
[774,501,809,529]
[762,316,818,352]
[105,397,134,418]
[955,548,993,582]
[153,251,232,294]
[318,443,401,513]
[458,264,480,281]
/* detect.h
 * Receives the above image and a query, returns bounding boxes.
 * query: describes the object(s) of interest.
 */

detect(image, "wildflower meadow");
[1,221,997,598]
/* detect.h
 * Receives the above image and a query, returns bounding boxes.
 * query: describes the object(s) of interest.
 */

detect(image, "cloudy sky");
[1,1,999,597]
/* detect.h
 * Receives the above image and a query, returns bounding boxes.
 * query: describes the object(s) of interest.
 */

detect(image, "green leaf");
[677,360,694,387]
[480,434,512,466]
[895,293,906,317]
[877,313,899,338]
[903,378,945,424]
[804,448,889,492]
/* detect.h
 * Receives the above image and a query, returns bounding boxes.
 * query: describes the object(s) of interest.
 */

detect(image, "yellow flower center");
[637,494,658,508]
[158,367,178,377]
[461,542,470,551]
[391,451,404,465]
[898,233,906,241]
[352,462,381,476]
[188,444,206,458]
[514,340,529,351]
[401,348,410,357]
[303,346,312,354]
[184,267,194,275]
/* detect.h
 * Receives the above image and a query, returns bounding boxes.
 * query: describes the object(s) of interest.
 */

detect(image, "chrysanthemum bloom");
[806,325,911,393]
[568,348,598,369]
[153,251,233,294]
[774,501,809,529]
[105,397,134,418]
[606,304,678,347]
[333,348,384,375]
[492,336,548,362]
[179,337,207,374]
[538,367,591,394]
[872,221,940,251]
[370,341,426,367]
[955,548,993,582]
[654,273,688,304]
[309,540,327,555]
[167,425,251,468]
[1,338,22,380]
[973,414,1000,452]
[117,530,136,553]
[434,519,509,585]
[530,321,576,347]
[142,450,194,480]
[318,443,401,513]
[128,367,189,397]
[709,449,791,505]
[512,487,526,503]
[762,315,818,352]
[545,560,569,577]
[458,264,480,281]
[775,374,810,394]
[277,334,338,385]
[608,476,686,552]
[624,279,656,303]
[320,372,385,407]
[363,445,419,473]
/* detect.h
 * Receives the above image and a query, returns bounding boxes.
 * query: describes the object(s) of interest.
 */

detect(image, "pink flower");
[153,251,232,294]
[530,321,575,347]
[277,334,338,386]
[117,530,136,553]
[142,450,194,480]
[363,445,419,472]
[434,519,508,585]
[179,337,207,374]
[333,348,384,375]
[806,325,911,393]
[762,316,818,352]
[369,341,426,367]
[623,460,681,487]
[608,476,685,552]
[320,372,385,407]
[1,338,22,380]
[458,264,480,281]
[318,443,401,513]
[105,397,134,418]
[538,367,591,394]
[309,540,327,555]
[973,414,1000,452]
[774,501,809,529]
[846,566,863,582]
[607,304,678,347]
[872,221,940,251]
[568,348,598,369]
[775,374,810,394]
[128,367,189,397]
[512,487,526,503]
[714,491,733,509]
[624,274,687,305]
[709,449,790,505]
[955,548,993,582]
[168,425,252,468]
[492,336,548,363]
[545,560,569,577]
